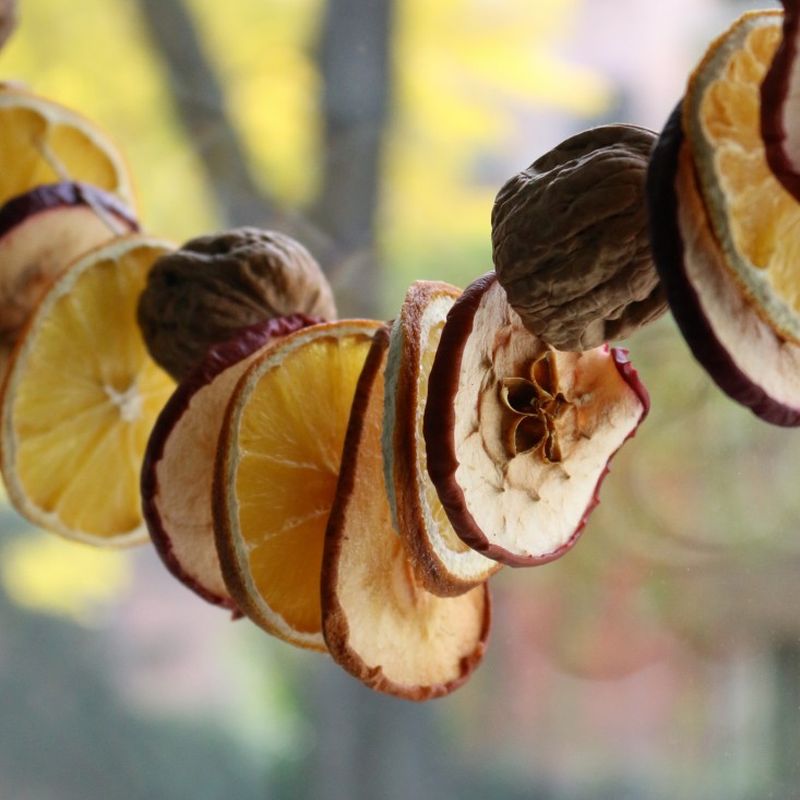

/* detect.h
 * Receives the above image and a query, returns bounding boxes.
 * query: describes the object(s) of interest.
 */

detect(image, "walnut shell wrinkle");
[137,227,337,380]
[492,124,667,351]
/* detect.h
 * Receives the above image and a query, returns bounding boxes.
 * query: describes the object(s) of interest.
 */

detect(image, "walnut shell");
[138,228,337,380]
[491,124,667,351]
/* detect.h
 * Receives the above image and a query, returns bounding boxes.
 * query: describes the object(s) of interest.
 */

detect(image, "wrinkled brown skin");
[424,272,650,567]
[647,103,800,426]
[322,326,491,701]
[389,281,500,596]
[492,124,667,351]
[762,0,800,200]
[0,0,16,51]
[138,227,337,381]
[141,314,319,616]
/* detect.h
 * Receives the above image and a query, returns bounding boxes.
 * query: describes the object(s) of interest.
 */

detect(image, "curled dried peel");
[425,274,649,566]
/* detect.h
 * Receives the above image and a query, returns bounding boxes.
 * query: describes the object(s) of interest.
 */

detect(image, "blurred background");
[0,0,796,797]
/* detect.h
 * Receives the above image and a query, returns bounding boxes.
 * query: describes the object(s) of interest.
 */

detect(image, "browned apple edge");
[761,0,800,200]
[0,181,138,237]
[647,103,800,426]
[322,325,492,700]
[141,314,320,614]
[423,272,650,567]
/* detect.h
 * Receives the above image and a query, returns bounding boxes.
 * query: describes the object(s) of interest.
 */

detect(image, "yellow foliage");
[1,533,131,623]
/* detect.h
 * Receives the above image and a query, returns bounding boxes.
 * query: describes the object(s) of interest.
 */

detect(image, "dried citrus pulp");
[383,281,499,596]
[0,88,135,210]
[323,328,490,700]
[0,236,175,545]
[684,10,800,341]
[142,316,316,613]
[214,320,380,650]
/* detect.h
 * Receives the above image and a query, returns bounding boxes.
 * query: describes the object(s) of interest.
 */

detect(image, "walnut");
[138,228,337,380]
[491,124,667,351]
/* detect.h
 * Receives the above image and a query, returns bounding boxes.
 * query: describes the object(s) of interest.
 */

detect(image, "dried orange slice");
[213,319,381,650]
[683,10,800,342]
[0,236,175,545]
[383,281,499,596]
[0,88,136,210]
[323,327,490,700]
[141,315,317,613]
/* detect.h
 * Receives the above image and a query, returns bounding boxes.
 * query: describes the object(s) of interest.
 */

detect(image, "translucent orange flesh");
[419,321,469,555]
[233,333,373,635]
[697,21,800,311]
[10,246,174,538]
[0,105,121,206]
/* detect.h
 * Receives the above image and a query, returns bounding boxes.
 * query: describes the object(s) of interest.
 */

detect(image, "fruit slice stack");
[648,7,800,425]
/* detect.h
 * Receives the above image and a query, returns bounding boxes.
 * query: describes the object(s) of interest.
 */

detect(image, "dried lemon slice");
[0,88,136,209]
[213,319,381,650]
[0,236,175,545]
[684,10,800,341]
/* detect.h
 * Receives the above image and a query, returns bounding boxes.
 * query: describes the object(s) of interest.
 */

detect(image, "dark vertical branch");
[0,0,17,51]
[311,0,394,316]
[136,0,276,228]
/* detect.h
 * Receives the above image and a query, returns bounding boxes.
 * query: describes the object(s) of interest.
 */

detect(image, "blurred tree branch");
[0,0,17,50]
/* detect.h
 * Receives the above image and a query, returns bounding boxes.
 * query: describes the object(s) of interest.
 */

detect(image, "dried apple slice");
[383,281,500,596]
[323,326,490,700]
[648,105,800,426]
[424,274,649,567]
[141,315,318,613]
[762,1,800,199]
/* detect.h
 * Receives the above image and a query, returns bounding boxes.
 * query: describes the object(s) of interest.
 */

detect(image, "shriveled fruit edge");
[424,272,650,567]
[0,88,138,211]
[383,281,500,597]
[762,0,800,200]
[0,181,138,239]
[142,315,320,613]
[683,10,800,344]
[647,103,800,426]
[0,235,175,546]
[322,325,491,700]
[213,319,382,652]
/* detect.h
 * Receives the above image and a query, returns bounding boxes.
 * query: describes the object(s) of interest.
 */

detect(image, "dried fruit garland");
[0,3,798,700]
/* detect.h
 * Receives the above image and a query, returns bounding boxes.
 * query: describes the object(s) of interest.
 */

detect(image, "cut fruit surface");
[214,319,381,650]
[762,1,800,200]
[684,10,800,342]
[424,274,649,566]
[648,104,800,426]
[0,89,135,210]
[323,327,490,700]
[142,316,317,612]
[0,236,175,545]
[0,182,138,374]
[383,281,500,596]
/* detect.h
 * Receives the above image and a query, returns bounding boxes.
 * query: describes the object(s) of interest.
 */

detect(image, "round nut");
[138,228,337,381]
[491,124,667,351]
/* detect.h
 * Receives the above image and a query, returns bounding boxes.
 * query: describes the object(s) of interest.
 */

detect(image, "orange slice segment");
[214,319,381,650]
[0,89,136,210]
[0,236,175,545]
[323,327,490,700]
[383,281,500,596]
[684,10,800,341]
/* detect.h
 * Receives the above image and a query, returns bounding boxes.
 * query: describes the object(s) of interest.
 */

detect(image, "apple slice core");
[424,274,649,566]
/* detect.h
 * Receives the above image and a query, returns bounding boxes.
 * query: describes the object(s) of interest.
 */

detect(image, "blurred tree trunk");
[309,0,394,316]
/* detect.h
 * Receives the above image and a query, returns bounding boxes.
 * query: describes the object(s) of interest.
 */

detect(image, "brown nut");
[491,124,667,351]
[138,227,337,381]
